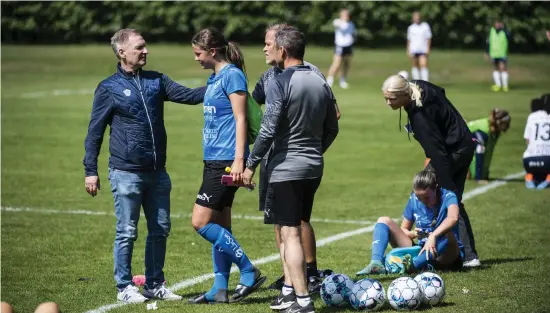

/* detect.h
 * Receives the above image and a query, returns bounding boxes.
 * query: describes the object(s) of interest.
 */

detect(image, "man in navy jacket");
[83,28,206,303]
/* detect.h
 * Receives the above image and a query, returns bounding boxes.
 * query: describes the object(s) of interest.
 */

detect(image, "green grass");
[2,45,550,313]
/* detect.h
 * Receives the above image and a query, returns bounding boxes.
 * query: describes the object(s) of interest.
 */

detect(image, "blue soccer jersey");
[403,188,464,254]
[202,64,249,160]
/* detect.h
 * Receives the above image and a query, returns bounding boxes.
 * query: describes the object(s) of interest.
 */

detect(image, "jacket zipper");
[132,73,157,170]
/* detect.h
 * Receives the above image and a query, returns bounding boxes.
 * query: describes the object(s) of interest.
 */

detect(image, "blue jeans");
[108,168,172,290]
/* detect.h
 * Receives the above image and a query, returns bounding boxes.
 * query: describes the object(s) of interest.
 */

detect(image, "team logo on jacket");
[123,89,131,97]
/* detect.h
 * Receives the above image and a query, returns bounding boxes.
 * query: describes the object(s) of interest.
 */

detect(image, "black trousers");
[426,142,478,262]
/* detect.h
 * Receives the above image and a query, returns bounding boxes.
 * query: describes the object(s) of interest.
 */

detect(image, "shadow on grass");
[457,256,535,272]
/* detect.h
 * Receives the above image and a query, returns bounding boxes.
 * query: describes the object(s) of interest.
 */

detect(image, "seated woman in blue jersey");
[357,169,464,275]
[188,28,265,305]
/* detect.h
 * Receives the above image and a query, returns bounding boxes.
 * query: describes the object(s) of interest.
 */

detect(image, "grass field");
[2,44,550,313]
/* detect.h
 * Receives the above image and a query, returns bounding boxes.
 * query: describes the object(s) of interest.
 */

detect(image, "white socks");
[493,71,502,87]
[420,68,429,81]
[282,284,294,296]
[501,71,509,88]
[296,295,312,307]
[411,67,420,80]
[492,71,509,88]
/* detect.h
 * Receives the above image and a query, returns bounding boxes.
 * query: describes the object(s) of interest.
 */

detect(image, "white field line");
[83,171,524,313]
[17,79,203,99]
[0,206,373,226]
[1,171,523,312]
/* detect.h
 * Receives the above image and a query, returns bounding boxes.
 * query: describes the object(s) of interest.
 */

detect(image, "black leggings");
[426,144,478,262]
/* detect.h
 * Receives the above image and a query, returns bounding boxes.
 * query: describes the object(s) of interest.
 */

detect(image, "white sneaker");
[142,283,182,301]
[462,258,481,268]
[327,76,334,87]
[117,285,148,303]
[339,81,349,89]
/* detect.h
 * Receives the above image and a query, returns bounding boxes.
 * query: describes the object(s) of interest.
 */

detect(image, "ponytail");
[226,41,247,79]
[409,82,423,108]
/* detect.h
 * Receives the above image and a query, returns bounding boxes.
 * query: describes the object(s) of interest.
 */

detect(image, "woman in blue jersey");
[357,169,463,275]
[188,28,265,304]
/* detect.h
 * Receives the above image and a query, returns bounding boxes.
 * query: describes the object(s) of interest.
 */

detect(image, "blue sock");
[197,223,256,287]
[205,226,232,300]
[413,236,449,269]
[371,223,390,262]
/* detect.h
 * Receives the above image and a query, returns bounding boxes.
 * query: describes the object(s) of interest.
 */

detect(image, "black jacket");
[405,80,474,191]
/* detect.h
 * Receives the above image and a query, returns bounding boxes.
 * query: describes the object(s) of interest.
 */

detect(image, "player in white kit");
[407,11,432,81]
[523,95,550,189]
[327,8,356,89]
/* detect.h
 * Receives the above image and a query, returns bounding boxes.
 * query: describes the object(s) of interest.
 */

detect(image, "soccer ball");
[349,278,386,311]
[320,273,354,307]
[414,272,445,305]
[387,277,422,311]
[398,70,409,80]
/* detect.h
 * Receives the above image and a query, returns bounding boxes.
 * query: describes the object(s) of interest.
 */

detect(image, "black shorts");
[411,52,428,58]
[524,156,550,178]
[258,158,269,212]
[195,160,238,211]
[492,58,507,65]
[334,45,353,56]
[264,177,322,226]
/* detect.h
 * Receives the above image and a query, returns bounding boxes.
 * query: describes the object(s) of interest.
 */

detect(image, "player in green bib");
[485,20,511,92]
[467,109,511,182]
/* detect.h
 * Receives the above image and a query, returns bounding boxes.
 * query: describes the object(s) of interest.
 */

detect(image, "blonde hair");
[381,74,423,107]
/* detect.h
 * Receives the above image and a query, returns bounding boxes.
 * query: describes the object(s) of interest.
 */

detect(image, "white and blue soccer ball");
[320,273,354,307]
[349,278,386,311]
[398,70,409,80]
[414,272,446,305]
[387,277,422,311]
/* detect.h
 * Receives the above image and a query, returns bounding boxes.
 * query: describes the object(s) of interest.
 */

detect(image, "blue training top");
[403,188,464,255]
[202,64,250,160]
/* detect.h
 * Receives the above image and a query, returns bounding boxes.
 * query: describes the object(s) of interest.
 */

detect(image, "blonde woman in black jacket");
[381,74,480,268]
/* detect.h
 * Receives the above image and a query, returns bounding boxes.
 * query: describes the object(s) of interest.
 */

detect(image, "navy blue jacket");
[83,64,207,176]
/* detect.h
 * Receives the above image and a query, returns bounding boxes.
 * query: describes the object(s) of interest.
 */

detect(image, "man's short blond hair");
[110,28,141,59]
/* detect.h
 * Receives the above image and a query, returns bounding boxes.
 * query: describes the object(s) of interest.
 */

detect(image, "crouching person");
[357,169,463,276]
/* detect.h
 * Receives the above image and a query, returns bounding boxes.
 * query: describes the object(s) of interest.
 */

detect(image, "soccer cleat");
[270,291,296,310]
[142,283,182,301]
[356,261,386,276]
[307,276,322,294]
[117,285,148,303]
[229,268,267,303]
[491,85,501,92]
[502,86,509,92]
[462,258,481,268]
[536,179,550,190]
[339,81,349,89]
[188,289,228,304]
[282,300,315,313]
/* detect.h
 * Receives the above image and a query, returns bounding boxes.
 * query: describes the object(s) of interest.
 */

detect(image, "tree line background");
[2,1,549,52]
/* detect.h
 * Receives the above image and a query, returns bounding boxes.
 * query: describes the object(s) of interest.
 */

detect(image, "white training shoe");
[117,285,148,303]
[142,283,182,301]
[327,76,334,88]
[462,258,481,268]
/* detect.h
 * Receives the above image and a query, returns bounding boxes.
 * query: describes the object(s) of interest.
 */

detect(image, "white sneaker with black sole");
[142,283,182,301]
[117,285,148,303]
